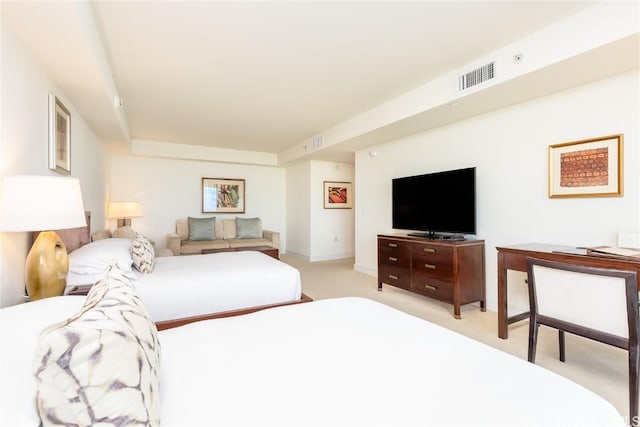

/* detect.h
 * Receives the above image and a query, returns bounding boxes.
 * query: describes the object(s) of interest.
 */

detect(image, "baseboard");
[354,263,376,277]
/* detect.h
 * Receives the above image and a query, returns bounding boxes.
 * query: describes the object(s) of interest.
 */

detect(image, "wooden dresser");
[377,234,486,318]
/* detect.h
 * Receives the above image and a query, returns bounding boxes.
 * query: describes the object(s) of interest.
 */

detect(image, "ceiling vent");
[458,61,496,93]
[311,135,324,150]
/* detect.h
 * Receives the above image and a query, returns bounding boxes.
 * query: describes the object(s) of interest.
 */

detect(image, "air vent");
[311,135,324,150]
[458,61,496,92]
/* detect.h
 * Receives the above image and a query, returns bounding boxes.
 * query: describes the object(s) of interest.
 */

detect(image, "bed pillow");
[236,217,262,239]
[188,216,216,241]
[112,225,137,239]
[33,269,161,426]
[132,234,155,273]
[68,238,135,278]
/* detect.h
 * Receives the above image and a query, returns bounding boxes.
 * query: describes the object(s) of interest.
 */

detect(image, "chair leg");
[629,345,639,425]
[558,330,565,362]
[528,322,539,363]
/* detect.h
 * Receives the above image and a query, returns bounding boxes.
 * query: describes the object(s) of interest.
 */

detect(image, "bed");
[55,213,306,329]
[0,273,625,427]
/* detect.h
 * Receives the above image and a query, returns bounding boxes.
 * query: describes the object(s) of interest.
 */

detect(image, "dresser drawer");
[411,276,453,302]
[411,243,453,262]
[378,265,411,290]
[378,238,411,253]
[412,254,453,279]
[379,247,410,269]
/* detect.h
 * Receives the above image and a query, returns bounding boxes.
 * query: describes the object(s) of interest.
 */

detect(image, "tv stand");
[407,231,466,241]
[377,234,486,319]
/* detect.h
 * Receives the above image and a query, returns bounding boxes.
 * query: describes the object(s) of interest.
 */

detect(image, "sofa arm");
[263,230,280,250]
[155,248,174,257]
[167,233,182,256]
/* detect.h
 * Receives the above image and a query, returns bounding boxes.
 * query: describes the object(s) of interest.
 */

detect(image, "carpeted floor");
[281,253,631,421]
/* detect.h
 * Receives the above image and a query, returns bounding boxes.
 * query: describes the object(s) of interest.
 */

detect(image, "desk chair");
[526,257,639,423]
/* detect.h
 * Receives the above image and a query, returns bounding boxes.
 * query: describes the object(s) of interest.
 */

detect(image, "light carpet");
[281,253,630,420]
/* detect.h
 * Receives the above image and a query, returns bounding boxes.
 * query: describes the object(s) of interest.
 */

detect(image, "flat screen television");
[392,167,476,239]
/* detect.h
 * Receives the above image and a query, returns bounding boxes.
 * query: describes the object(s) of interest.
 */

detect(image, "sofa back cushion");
[33,269,161,426]
[222,218,236,239]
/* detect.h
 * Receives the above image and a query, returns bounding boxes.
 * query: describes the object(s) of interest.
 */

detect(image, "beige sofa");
[167,217,280,255]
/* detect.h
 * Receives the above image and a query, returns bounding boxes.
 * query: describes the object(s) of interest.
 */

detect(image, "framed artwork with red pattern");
[548,134,623,198]
[323,181,352,209]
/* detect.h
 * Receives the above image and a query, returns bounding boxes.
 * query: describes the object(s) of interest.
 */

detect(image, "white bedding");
[133,251,302,322]
[0,296,625,426]
[160,297,625,427]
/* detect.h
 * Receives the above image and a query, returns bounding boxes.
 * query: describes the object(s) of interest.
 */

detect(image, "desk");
[496,243,640,339]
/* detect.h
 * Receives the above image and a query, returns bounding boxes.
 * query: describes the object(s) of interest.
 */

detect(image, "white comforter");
[133,251,302,322]
[160,297,625,427]
[0,297,625,427]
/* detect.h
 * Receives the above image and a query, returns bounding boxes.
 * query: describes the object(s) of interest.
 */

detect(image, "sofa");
[167,217,279,255]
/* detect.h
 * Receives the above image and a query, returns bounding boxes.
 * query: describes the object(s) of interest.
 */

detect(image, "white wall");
[285,160,355,261]
[309,161,355,261]
[109,155,286,252]
[285,161,311,256]
[0,24,107,307]
[355,70,639,312]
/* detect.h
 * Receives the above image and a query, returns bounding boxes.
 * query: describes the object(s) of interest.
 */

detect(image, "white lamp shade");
[1,175,86,232]
[107,201,142,218]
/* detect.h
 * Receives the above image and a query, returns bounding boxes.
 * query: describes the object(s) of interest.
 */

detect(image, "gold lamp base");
[25,231,69,300]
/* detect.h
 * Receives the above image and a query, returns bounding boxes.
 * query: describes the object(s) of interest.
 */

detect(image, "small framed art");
[548,134,623,198]
[48,94,71,175]
[202,178,245,213]
[323,181,352,209]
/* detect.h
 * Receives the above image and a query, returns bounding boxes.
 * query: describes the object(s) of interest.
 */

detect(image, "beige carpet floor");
[281,253,631,421]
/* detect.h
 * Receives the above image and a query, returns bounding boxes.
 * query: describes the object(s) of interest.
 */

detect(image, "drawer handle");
[424,263,436,269]
[388,256,398,262]
[424,284,437,291]
[388,243,398,248]
[389,274,399,280]
[423,248,436,253]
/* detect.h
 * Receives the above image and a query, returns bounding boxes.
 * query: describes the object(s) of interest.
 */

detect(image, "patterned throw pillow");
[33,269,161,426]
[132,234,155,273]
[236,217,262,239]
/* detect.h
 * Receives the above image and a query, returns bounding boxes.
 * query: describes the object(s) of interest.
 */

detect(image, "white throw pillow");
[132,235,155,274]
[34,269,161,426]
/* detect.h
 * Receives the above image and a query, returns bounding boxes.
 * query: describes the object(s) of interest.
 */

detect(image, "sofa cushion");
[188,216,216,241]
[236,217,262,239]
[222,219,236,239]
[33,269,161,426]
[176,219,189,241]
[227,238,272,249]
[181,239,230,254]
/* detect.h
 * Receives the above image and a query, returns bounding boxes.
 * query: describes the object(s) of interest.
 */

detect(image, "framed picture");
[48,94,71,175]
[202,178,245,213]
[548,134,623,198]
[323,181,352,209]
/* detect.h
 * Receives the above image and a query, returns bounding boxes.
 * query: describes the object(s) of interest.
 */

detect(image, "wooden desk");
[496,243,640,339]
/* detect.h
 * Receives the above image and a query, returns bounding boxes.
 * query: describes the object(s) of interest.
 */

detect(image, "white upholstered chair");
[526,257,639,423]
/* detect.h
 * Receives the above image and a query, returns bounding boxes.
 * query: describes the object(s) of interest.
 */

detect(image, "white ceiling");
[2,1,610,162]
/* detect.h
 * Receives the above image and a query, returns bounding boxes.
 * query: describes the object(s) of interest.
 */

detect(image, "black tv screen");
[392,167,476,237]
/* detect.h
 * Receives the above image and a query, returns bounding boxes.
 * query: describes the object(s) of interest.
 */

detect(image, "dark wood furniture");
[66,284,312,330]
[201,245,279,259]
[378,234,486,319]
[496,243,640,339]
[155,293,313,330]
[526,257,639,424]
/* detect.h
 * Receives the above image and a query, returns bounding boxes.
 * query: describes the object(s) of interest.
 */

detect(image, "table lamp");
[1,175,86,300]
[107,201,142,227]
